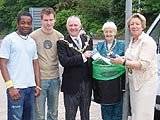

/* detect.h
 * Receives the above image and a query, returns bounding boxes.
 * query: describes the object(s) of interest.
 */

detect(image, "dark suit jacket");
[57,34,93,94]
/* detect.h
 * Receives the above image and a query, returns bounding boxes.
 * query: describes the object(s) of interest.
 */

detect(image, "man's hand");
[83,50,93,58]
[35,86,41,97]
[8,87,21,101]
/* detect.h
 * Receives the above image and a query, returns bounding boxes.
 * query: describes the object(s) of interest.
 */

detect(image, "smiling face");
[41,14,55,32]
[66,16,81,37]
[103,27,116,43]
[17,16,32,36]
[128,17,143,39]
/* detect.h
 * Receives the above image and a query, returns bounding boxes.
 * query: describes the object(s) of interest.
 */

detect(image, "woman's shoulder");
[116,39,125,44]
[138,33,157,50]
[97,40,105,46]
[116,39,125,47]
[141,33,156,45]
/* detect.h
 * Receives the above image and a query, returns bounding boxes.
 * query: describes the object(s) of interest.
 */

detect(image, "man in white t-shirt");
[0,11,41,120]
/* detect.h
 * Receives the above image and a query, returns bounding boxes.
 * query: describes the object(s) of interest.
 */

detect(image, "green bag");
[92,59,125,81]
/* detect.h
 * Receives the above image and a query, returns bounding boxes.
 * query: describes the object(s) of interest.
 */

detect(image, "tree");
[55,9,78,35]
[133,0,160,29]
[0,0,159,37]
[0,0,59,34]
[76,0,125,37]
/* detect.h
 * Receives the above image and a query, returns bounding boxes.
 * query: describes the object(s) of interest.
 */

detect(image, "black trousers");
[154,95,160,120]
[154,109,160,120]
[63,82,92,120]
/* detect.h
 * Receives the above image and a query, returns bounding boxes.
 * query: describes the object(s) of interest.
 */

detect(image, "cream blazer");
[125,32,158,90]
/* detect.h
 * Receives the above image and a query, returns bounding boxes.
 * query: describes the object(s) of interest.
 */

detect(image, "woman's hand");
[110,56,125,65]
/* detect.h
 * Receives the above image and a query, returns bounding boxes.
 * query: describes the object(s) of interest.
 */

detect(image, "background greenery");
[0,0,160,38]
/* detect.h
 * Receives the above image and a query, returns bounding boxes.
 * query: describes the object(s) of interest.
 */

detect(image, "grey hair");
[66,16,82,26]
[102,21,117,32]
[127,13,146,29]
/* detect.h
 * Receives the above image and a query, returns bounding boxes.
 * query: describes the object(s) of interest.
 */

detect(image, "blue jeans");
[101,100,122,120]
[36,78,60,120]
[8,87,36,120]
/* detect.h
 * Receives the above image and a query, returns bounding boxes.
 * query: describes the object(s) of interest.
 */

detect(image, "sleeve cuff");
[82,54,87,63]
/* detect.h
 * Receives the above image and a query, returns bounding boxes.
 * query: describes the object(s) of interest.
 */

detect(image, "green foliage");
[132,0,160,29]
[55,9,78,35]
[0,0,159,38]
[55,8,102,37]
[77,0,110,22]
[0,0,4,8]
[0,0,20,34]
[0,0,59,35]
[76,0,125,37]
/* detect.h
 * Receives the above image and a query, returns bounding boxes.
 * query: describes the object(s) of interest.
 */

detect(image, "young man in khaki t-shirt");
[30,7,64,120]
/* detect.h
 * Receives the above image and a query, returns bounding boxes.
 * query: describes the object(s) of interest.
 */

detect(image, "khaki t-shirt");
[30,28,64,80]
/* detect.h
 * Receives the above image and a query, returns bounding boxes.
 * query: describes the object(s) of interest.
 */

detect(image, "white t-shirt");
[0,32,38,88]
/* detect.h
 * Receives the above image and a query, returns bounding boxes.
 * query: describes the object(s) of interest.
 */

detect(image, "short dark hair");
[40,7,56,19]
[17,11,32,24]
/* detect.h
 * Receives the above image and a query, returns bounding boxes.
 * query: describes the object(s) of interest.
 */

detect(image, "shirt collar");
[131,32,145,43]
[70,35,81,41]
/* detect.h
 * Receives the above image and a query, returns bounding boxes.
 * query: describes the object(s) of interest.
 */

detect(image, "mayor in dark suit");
[57,16,93,120]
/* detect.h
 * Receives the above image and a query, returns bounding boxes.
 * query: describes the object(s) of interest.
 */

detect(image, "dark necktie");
[75,38,81,49]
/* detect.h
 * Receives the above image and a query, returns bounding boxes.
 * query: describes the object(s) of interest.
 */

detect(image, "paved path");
[58,92,101,120]
[0,72,101,120]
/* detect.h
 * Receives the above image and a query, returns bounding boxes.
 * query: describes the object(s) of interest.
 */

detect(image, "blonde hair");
[127,13,146,29]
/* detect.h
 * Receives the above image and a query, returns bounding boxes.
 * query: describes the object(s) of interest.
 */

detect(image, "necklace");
[107,39,117,55]
[16,32,29,40]
[61,35,91,53]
